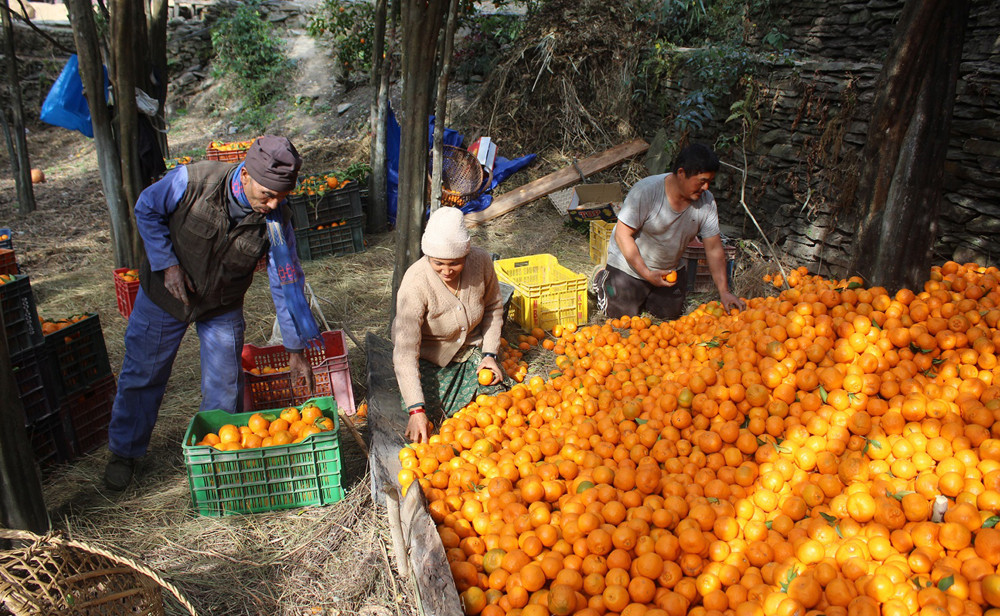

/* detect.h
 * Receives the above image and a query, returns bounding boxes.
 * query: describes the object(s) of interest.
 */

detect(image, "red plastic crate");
[113,267,140,319]
[254,256,267,273]
[0,248,17,275]
[206,139,254,163]
[241,330,356,415]
[62,374,117,455]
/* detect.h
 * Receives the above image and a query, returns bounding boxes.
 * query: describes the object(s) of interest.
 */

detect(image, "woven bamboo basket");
[428,145,492,208]
[0,529,198,616]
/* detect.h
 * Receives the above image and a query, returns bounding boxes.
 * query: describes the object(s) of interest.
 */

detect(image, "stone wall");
[674,0,1000,277]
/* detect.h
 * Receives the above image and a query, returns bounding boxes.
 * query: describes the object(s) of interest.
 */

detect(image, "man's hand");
[405,411,431,443]
[642,269,675,288]
[720,291,746,312]
[163,264,196,306]
[287,351,315,393]
[477,354,503,386]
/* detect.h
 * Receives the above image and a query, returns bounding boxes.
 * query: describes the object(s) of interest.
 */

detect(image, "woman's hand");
[405,411,431,443]
[478,354,503,386]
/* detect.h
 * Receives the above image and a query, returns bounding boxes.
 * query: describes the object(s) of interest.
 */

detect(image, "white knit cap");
[421,207,471,259]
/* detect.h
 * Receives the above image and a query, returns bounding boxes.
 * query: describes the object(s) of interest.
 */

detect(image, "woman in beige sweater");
[392,207,506,442]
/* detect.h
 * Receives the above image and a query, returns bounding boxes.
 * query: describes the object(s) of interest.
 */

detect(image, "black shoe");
[103,454,136,491]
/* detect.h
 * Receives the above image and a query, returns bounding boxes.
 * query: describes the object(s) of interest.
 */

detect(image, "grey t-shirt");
[605,173,721,279]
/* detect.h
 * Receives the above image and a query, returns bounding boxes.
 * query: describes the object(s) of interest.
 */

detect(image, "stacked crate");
[1,274,68,469]
[40,313,116,462]
[683,239,737,293]
[287,175,365,261]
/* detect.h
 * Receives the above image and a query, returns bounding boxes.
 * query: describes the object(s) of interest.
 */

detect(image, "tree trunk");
[110,0,145,266]
[1,4,35,214]
[428,0,459,212]
[65,0,137,268]
[390,0,447,313]
[849,0,970,292]
[368,0,392,234]
[0,313,48,533]
[146,0,169,157]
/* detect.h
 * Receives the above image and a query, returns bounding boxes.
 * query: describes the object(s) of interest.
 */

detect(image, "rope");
[0,529,199,616]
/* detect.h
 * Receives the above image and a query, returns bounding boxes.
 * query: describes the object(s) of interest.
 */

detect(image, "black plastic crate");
[12,345,57,424]
[288,184,363,230]
[43,313,112,401]
[63,374,117,455]
[0,275,43,356]
[295,215,365,261]
[26,409,76,471]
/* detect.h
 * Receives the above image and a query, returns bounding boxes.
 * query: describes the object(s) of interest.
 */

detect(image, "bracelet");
[408,408,425,416]
[407,403,426,416]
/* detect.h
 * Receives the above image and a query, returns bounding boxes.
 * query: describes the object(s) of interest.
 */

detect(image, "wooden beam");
[400,481,463,616]
[465,138,650,227]
[365,332,407,508]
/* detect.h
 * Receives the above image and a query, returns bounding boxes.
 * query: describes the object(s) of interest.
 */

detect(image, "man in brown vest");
[104,136,317,491]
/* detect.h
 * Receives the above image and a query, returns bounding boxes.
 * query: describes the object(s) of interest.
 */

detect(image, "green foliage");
[308,0,376,80]
[453,12,526,82]
[210,1,293,131]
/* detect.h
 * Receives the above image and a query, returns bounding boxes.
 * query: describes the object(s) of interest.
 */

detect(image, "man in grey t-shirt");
[596,143,745,320]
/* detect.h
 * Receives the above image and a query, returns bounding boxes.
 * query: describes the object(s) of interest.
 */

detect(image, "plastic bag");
[40,55,108,138]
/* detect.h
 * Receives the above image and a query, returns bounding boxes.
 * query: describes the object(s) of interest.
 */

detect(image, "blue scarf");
[232,164,322,349]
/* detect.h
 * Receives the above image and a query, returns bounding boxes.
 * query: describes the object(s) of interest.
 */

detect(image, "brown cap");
[243,135,302,192]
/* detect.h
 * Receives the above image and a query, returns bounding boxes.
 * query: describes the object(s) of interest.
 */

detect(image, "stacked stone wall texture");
[707,0,1000,275]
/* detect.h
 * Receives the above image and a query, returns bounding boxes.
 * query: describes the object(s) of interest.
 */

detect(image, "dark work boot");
[103,453,137,491]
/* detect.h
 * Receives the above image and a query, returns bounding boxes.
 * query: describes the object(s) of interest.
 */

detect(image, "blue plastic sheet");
[40,55,109,138]
[385,104,536,224]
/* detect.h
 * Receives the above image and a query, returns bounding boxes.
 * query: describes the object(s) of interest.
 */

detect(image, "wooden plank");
[366,331,462,616]
[366,332,408,508]
[465,138,650,227]
[401,481,463,616]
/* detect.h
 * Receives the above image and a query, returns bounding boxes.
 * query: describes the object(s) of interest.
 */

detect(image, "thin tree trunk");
[110,0,145,266]
[1,4,35,214]
[65,0,135,268]
[390,0,446,314]
[146,0,168,157]
[368,0,391,233]
[428,0,459,212]
[849,0,970,291]
[0,313,48,533]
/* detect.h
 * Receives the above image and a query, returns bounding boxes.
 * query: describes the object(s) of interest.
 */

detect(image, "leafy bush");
[210,1,293,130]
[308,0,377,81]
[452,12,525,82]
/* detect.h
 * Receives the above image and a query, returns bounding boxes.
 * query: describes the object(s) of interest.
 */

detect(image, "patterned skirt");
[418,347,511,419]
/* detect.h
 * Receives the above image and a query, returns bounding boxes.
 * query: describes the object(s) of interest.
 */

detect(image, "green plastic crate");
[182,396,344,516]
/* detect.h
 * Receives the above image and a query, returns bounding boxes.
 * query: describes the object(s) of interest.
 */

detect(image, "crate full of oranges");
[182,396,344,516]
[114,268,140,319]
[286,173,362,230]
[39,313,112,401]
[205,139,256,163]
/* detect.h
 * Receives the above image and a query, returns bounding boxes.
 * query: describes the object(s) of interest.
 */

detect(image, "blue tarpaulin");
[40,55,109,138]
[386,105,537,224]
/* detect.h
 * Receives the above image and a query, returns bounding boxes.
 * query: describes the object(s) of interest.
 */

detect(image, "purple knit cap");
[244,135,302,192]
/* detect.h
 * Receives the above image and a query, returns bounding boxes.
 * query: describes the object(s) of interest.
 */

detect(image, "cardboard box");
[567,183,623,223]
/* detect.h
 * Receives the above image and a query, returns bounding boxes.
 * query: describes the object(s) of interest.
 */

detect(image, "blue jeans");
[107,287,246,458]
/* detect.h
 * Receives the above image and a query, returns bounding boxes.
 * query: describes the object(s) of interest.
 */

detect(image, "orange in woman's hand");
[478,369,494,385]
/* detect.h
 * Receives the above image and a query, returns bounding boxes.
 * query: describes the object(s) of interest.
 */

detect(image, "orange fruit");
[478,369,494,386]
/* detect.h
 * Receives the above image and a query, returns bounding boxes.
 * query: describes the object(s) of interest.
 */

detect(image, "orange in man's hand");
[478,369,494,386]
[663,270,678,283]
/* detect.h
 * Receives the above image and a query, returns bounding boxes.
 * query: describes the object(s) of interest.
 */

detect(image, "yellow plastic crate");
[589,220,616,266]
[494,254,588,332]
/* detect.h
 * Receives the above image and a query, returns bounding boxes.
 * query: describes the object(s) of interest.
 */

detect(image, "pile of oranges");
[398,261,1000,616]
[117,268,139,283]
[39,314,90,335]
[291,173,353,197]
[194,402,334,450]
[208,139,255,152]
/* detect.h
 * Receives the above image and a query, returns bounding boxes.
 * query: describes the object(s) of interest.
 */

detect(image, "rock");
[337,103,353,115]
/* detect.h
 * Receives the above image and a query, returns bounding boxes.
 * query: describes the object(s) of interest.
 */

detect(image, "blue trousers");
[108,287,246,458]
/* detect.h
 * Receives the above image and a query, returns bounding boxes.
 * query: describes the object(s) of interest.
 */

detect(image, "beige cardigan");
[391,247,504,409]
